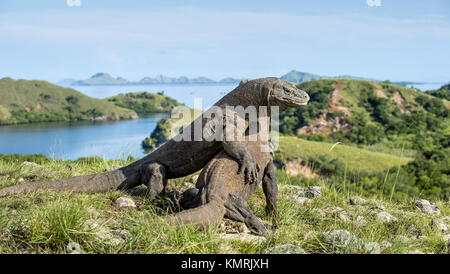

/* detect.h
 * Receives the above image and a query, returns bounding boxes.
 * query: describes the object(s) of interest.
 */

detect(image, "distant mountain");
[56,78,78,87]
[73,73,130,86]
[281,70,424,86]
[69,73,240,86]
[280,70,323,83]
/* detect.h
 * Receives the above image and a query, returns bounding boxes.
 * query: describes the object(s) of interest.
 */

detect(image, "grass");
[275,136,413,175]
[0,155,448,254]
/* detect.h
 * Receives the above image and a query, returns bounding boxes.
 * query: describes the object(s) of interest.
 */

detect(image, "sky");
[0,0,449,83]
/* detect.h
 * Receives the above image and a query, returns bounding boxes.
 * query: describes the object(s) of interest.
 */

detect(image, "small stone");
[370,204,386,211]
[264,244,306,254]
[364,242,381,254]
[323,207,343,214]
[113,197,136,208]
[288,195,312,205]
[354,216,367,227]
[349,196,367,205]
[415,199,441,215]
[322,230,365,251]
[376,212,397,223]
[190,175,199,183]
[111,229,131,240]
[284,185,321,198]
[338,212,351,223]
[305,186,322,198]
[17,178,24,182]
[66,242,81,254]
[431,219,448,233]
[220,233,265,244]
[22,161,40,167]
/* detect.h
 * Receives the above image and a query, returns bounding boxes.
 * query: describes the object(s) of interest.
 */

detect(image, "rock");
[349,196,367,205]
[322,230,380,254]
[323,207,343,214]
[322,230,365,251]
[220,233,265,244]
[113,197,136,208]
[17,178,24,183]
[364,242,381,254]
[264,244,306,254]
[370,204,386,211]
[84,219,130,246]
[376,212,398,223]
[305,186,322,198]
[415,199,441,215]
[190,175,199,183]
[431,219,448,233]
[66,242,81,254]
[285,185,322,198]
[22,161,40,168]
[354,216,367,227]
[288,195,312,206]
[338,212,351,223]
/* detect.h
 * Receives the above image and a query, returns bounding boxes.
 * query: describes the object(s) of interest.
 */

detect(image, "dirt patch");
[36,104,41,110]
[284,158,319,178]
[392,91,404,105]
[392,91,411,114]
[296,80,351,135]
[24,106,31,112]
[373,82,388,98]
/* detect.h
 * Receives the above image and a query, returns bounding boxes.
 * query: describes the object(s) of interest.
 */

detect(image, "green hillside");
[276,136,412,175]
[105,91,182,114]
[280,79,449,149]
[427,83,450,101]
[0,77,138,125]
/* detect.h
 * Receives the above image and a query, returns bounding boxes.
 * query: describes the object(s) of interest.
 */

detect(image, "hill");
[73,73,130,85]
[427,83,450,101]
[281,70,424,86]
[0,77,138,125]
[71,73,241,86]
[105,91,182,114]
[280,79,449,148]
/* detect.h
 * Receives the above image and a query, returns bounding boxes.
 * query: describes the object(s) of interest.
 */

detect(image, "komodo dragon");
[165,136,276,235]
[0,78,309,198]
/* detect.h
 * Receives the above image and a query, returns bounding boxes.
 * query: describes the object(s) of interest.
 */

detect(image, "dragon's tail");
[0,169,133,197]
[165,199,226,228]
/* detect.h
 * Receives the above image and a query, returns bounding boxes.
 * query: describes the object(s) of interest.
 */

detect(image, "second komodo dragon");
[165,136,277,235]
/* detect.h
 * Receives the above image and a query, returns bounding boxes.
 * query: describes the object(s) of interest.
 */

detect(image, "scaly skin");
[165,137,278,235]
[0,78,309,198]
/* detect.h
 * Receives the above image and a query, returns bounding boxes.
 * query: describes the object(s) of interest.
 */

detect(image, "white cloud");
[366,0,382,7]
[66,0,81,8]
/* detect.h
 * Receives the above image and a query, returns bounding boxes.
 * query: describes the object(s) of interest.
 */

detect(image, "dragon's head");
[239,77,310,108]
